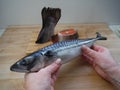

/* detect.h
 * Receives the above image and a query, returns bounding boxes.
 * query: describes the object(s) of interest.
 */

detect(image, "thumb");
[44,59,61,74]
[81,45,97,60]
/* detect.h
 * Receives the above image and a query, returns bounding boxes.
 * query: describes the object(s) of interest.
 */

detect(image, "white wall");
[0,0,120,28]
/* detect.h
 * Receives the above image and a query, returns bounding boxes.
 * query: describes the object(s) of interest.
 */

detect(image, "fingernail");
[82,45,86,48]
[81,45,87,51]
[55,58,61,64]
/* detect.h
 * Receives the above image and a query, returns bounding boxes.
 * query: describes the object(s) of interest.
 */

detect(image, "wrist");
[106,65,120,88]
[107,65,120,79]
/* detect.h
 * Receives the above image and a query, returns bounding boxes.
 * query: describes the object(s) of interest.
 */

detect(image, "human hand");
[24,59,61,90]
[81,45,118,80]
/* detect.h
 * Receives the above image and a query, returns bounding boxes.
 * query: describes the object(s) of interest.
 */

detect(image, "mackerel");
[10,32,107,73]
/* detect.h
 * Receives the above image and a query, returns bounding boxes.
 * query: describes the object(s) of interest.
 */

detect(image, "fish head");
[10,54,44,73]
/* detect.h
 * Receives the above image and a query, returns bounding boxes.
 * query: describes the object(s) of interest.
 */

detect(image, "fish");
[10,32,107,73]
[35,7,61,43]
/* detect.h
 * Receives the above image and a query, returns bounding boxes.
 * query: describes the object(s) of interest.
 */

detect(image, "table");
[0,23,120,90]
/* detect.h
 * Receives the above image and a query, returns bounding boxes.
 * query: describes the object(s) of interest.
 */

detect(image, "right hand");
[81,45,118,81]
[24,59,61,90]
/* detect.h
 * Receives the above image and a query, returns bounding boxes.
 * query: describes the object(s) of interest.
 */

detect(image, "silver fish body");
[10,32,107,73]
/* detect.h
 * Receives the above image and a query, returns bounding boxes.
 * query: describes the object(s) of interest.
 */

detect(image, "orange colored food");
[59,29,76,36]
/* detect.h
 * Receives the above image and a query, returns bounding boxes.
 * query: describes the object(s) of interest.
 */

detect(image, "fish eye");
[21,59,28,65]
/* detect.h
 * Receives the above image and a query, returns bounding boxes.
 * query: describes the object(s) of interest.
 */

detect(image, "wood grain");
[0,23,119,90]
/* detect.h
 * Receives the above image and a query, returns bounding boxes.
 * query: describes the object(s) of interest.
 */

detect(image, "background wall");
[0,0,120,29]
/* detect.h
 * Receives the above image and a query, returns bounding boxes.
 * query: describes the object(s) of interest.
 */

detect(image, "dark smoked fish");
[10,32,107,73]
[36,7,61,43]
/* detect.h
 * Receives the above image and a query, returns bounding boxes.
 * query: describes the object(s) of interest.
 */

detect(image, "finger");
[44,58,61,74]
[53,65,60,76]
[81,54,93,65]
[81,45,97,60]
[52,74,57,82]
[51,67,60,81]
[51,80,55,87]
[92,44,106,52]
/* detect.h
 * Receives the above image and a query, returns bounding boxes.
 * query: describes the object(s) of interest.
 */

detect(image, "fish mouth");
[10,63,29,73]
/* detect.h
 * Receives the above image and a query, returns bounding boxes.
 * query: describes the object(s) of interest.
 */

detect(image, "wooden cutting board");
[0,23,120,90]
[26,23,119,54]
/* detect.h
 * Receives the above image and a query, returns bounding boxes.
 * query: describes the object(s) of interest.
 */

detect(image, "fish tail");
[36,7,61,44]
[96,32,107,40]
[42,7,61,26]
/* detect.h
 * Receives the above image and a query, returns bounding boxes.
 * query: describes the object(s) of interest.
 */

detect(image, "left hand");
[24,59,61,90]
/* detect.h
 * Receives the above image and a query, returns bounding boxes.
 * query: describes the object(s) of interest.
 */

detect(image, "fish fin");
[44,50,55,57]
[96,32,107,40]
[41,7,61,26]
[41,7,47,27]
